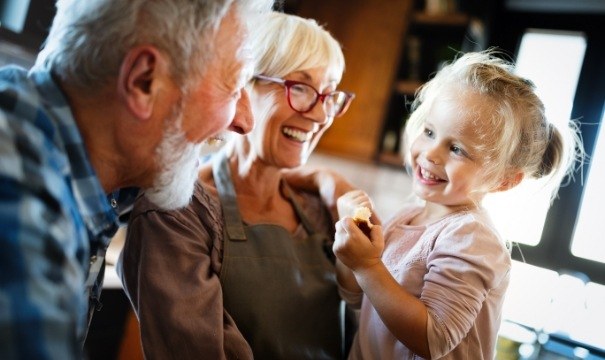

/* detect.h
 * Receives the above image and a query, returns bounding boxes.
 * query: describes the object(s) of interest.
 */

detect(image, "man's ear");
[494,172,524,192]
[118,46,165,120]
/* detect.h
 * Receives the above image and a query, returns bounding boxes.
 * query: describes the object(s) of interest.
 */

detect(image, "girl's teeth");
[421,168,439,180]
[283,127,311,142]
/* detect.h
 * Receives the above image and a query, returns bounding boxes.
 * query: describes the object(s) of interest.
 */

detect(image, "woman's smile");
[282,126,313,143]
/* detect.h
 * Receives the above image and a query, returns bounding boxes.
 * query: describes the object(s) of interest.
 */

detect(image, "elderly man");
[0,0,272,358]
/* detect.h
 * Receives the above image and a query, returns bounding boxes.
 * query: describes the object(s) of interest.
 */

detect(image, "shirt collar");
[29,67,120,242]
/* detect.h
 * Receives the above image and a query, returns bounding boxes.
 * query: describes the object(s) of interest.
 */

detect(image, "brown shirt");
[118,181,335,360]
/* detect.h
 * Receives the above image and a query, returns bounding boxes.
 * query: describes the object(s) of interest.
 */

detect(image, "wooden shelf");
[394,79,423,95]
[412,11,470,26]
[377,151,404,167]
[295,0,414,162]
[378,4,472,166]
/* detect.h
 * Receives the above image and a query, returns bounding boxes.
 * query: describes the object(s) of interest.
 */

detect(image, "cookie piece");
[352,206,372,237]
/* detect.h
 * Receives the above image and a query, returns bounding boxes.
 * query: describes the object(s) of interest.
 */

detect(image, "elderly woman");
[119,12,355,360]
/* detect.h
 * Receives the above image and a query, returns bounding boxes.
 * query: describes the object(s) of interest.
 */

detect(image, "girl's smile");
[410,89,493,209]
[416,165,447,184]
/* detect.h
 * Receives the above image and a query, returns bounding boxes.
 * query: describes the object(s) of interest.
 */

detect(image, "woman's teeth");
[283,127,312,142]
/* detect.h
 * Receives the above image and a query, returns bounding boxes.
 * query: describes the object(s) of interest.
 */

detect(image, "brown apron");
[213,154,343,360]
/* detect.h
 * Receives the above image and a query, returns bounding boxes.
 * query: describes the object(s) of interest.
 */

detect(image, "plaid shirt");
[0,65,127,359]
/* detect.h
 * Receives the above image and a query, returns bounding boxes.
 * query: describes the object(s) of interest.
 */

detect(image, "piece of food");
[352,206,373,237]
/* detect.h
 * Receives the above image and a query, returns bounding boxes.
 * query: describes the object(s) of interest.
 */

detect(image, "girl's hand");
[337,190,373,220]
[333,218,384,272]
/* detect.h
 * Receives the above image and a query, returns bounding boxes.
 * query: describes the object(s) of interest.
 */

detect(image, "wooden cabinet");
[284,0,480,164]
[377,5,473,166]
[290,0,415,162]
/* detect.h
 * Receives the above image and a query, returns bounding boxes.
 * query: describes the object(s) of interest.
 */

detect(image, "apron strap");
[281,180,320,237]
[281,181,335,263]
[212,152,247,240]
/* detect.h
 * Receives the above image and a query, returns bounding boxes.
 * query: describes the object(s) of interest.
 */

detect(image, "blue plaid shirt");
[0,65,127,359]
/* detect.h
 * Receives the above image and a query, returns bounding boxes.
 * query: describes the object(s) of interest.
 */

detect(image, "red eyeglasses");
[254,75,355,117]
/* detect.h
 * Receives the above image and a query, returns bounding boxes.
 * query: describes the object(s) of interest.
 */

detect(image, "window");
[485,5,605,284]
[484,30,587,247]
[0,0,31,33]
[487,6,605,355]
[571,106,605,263]
[0,0,54,68]
[488,29,605,352]
[0,0,54,52]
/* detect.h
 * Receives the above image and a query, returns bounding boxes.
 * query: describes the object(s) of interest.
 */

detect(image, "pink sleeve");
[338,284,363,309]
[421,217,510,358]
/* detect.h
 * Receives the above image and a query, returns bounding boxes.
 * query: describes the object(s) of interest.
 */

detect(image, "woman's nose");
[305,100,331,125]
[229,89,254,134]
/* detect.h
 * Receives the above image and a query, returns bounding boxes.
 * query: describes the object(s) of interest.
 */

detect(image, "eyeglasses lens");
[288,83,316,113]
[325,92,348,116]
[288,82,347,117]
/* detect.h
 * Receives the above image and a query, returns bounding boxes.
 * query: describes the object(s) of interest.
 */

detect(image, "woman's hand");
[282,167,357,220]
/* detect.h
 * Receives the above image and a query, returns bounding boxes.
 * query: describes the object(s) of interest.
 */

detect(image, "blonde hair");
[403,50,582,200]
[35,0,272,91]
[248,12,345,81]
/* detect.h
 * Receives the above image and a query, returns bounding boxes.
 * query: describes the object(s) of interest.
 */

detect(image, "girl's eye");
[451,145,467,157]
[423,128,434,138]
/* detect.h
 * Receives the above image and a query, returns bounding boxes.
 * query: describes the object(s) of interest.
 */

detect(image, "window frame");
[487,6,605,284]
[0,0,54,52]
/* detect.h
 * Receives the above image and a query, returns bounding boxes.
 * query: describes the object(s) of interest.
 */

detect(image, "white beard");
[144,109,201,210]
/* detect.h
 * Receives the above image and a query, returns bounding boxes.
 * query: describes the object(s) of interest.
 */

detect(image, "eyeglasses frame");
[254,74,355,117]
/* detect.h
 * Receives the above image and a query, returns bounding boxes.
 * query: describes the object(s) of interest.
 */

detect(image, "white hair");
[249,11,345,81]
[35,0,273,90]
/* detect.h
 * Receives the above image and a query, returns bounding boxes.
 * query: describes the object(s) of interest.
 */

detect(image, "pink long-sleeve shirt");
[341,204,511,360]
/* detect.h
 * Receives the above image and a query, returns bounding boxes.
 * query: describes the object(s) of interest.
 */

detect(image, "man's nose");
[229,89,254,134]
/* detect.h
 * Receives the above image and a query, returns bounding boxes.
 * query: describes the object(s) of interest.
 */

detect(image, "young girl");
[333,51,580,359]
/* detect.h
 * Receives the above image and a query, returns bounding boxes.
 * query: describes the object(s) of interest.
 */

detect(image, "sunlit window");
[502,260,605,351]
[571,106,605,263]
[0,0,31,33]
[491,29,605,353]
[483,30,587,246]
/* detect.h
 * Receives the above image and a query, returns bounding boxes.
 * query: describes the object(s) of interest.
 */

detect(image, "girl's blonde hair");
[403,50,582,200]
